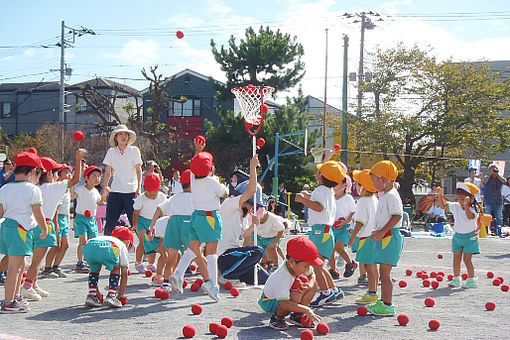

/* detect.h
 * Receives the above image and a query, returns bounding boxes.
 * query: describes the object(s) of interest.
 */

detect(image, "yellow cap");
[352,169,376,193]
[370,160,398,181]
[456,182,479,195]
[317,161,345,184]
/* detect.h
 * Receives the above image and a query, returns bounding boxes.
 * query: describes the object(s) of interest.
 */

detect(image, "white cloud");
[205,0,232,16]
[166,13,205,28]
[104,39,160,65]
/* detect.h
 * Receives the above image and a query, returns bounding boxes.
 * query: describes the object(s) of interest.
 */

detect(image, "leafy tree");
[211,26,305,101]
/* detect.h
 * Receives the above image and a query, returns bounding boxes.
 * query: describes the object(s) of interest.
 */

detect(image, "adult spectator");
[228,173,238,196]
[278,182,288,218]
[481,164,506,234]
[464,167,482,202]
[101,125,143,236]
[0,159,14,187]
[142,160,162,192]
[170,170,183,194]
[502,176,510,227]
[426,198,446,223]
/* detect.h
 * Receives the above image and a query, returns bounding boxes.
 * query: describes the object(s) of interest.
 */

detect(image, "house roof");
[70,78,140,96]
[139,68,225,95]
[0,81,61,92]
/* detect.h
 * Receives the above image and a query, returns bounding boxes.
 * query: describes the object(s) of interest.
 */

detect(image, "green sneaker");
[462,277,477,288]
[367,300,395,316]
[449,276,461,287]
[355,292,379,304]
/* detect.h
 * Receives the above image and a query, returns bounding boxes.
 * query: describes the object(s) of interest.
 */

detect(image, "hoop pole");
[252,134,259,286]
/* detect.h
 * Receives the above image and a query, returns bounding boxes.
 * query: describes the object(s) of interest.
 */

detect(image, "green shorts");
[163,215,191,250]
[83,239,119,272]
[255,235,277,254]
[371,228,404,266]
[351,236,359,253]
[0,218,33,256]
[258,292,286,314]
[355,237,375,264]
[452,231,480,254]
[31,220,57,249]
[74,213,98,239]
[136,216,151,233]
[308,224,334,260]
[332,224,350,245]
[143,233,161,254]
[190,210,222,243]
[56,214,69,237]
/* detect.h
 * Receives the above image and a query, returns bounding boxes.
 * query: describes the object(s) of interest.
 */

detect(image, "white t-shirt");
[158,192,194,216]
[335,193,356,226]
[154,216,169,238]
[258,212,285,238]
[133,192,167,219]
[0,181,43,230]
[57,190,71,215]
[103,146,143,193]
[464,177,482,202]
[427,205,446,218]
[218,196,243,255]
[40,181,69,220]
[307,185,336,226]
[74,185,102,215]
[262,262,296,301]
[191,176,228,211]
[353,195,378,238]
[90,236,129,268]
[171,179,183,194]
[374,188,403,231]
[447,202,478,234]
[502,185,510,204]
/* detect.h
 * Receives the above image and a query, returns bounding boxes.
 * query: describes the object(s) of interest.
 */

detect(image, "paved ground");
[1,233,509,340]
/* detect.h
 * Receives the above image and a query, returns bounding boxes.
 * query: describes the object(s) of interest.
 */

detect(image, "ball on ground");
[209,323,220,334]
[397,313,409,326]
[423,279,431,287]
[145,270,153,277]
[300,329,314,340]
[189,264,197,271]
[431,280,439,289]
[194,278,203,287]
[155,288,164,298]
[493,279,502,286]
[485,301,496,311]
[429,319,440,330]
[496,276,504,283]
[436,275,444,282]
[487,271,495,278]
[424,297,435,307]
[190,283,200,292]
[357,306,368,316]
[437,254,443,259]
[430,271,437,278]
[501,284,509,292]
[182,325,195,338]
[221,317,233,328]
[417,271,423,278]
[191,304,203,315]
[230,287,240,297]
[406,269,413,276]
[300,313,314,328]
[421,274,429,280]
[118,297,127,305]
[447,274,454,281]
[224,282,233,290]
[399,280,407,288]
[438,271,445,277]
[182,278,188,288]
[316,322,330,334]
[216,325,228,338]
[461,273,468,280]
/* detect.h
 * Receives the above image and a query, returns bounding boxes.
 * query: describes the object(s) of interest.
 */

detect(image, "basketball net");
[310,148,325,164]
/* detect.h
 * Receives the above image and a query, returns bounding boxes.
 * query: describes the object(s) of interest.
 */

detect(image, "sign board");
[0,153,6,162]
[468,159,481,174]
[492,161,506,175]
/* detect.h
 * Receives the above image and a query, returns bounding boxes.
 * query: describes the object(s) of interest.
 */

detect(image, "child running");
[367,160,403,316]
[436,183,480,288]
[295,160,345,307]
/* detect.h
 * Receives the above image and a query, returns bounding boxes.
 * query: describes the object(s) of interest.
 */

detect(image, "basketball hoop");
[310,148,325,164]
[231,84,274,136]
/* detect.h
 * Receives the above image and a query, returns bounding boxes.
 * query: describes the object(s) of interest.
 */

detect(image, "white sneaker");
[21,287,42,301]
[218,275,228,286]
[104,295,122,308]
[85,294,102,307]
[169,275,183,294]
[33,286,49,297]
[218,274,246,288]
[202,281,220,302]
[147,263,157,272]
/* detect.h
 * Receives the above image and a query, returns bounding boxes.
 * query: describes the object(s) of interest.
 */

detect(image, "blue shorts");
[371,228,404,266]
[31,220,57,249]
[258,292,285,314]
[351,236,360,253]
[136,216,151,233]
[190,210,222,243]
[56,214,69,237]
[83,239,120,272]
[0,218,33,256]
[452,231,480,254]
[355,237,375,264]
[74,213,98,239]
[332,225,350,245]
[143,233,162,254]
[162,215,191,250]
[308,224,334,260]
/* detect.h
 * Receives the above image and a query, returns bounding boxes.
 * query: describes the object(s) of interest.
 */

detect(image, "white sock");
[174,249,195,279]
[206,254,218,286]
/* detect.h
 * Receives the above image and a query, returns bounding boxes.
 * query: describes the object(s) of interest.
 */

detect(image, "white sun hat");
[109,124,136,147]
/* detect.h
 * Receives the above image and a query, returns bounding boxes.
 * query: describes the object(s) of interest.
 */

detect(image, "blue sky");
[2,0,510,108]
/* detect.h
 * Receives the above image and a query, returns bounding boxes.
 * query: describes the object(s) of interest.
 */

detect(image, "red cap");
[40,157,60,173]
[14,152,43,168]
[57,163,73,173]
[286,237,323,266]
[144,173,161,192]
[190,152,213,177]
[111,226,134,246]
[83,165,102,178]
[27,147,38,154]
[180,169,192,185]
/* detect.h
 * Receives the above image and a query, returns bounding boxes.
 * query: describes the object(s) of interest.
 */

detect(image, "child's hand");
[370,229,384,241]
[434,186,443,196]
[347,237,354,248]
[149,226,155,240]
[249,154,260,169]
[295,193,305,203]
[303,307,322,324]
[40,228,48,240]
[75,148,87,160]
[251,214,260,225]
[194,136,206,153]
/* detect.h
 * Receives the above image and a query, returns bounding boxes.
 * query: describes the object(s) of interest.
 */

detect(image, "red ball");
[182,278,188,288]
[145,270,153,277]
[190,283,200,292]
[224,282,233,290]
[497,276,504,283]
[424,297,435,307]
[291,278,302,290]
[256,137,266,149]
[209,322,220,334]
[215,325,228,338]
[461,273,468,280]
[447,274,454,281]
[221,317,233,328]
[189,264,197,271]
[485,301,496,311]
[487,271,495,278]
[118,297,128,305]
[73,130,85,142]
[194,278,203,287]
[300,313,314,328]
[176,30,184,39]
[436,275,444,282]
[260,103,269,114]
[155,288,164,298]
[97,292,104,303]
[316,322,330,334]
[417,271,423,278]
[230,287,240,297]
[501,284,509,292]
[300,329,314,340]
[431,280,439,289]
[23,271,27,278]
[357,306,368,316]
[429,319,440,330]
[333,144,341,151]
[399,280,407,288]
[430,271,437,278]
[299,275,309,283]
[191,304,203,315]
[182,325,196,338]
[84,209,92,218]
[423,279,431,287]
[127,270,131,276]
[437,254,443,259]
[421,274,429,280]
[493,279,502,286]
[438,271,445,277]
[405,269,413,276]
[397,313,409,326]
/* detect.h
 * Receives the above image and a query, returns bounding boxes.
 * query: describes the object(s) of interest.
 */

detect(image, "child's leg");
[135,231,145,263]
[0,255,8,272]
[204,241,218,286]
[54,236,69,267]
[359,262,366,276]
[148,253,157,268]
[379,263,394,304]
[365,263,378,293]
[335,241,353,264]
[452,250,463,276]
[189,240,209,281]
[277,246,285,261]
[156,247,167,276]
[265,244,278,266]
[4,255,24,301]
[164,248,179,279]
[45,243,59,268]
[313,264,330,291]
[87,269,100,296]
[463,252,475,277]
[329,252,337,272]
[300,278,319,306]
[77,235,88,262]
[173,248,195,279]
[108,264,121,297]
[25,247,48,285]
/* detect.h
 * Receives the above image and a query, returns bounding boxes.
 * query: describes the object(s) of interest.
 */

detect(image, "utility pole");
[341,35,349,164]
[322,29,329,161]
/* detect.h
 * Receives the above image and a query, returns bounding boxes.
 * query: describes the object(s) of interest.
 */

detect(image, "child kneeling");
[258,237,321,330]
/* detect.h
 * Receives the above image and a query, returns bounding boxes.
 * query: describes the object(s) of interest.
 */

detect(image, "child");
[0,152,48,313]
[73,165,110,273]
[82,226,133,308]
[132,173,166,274]
[367,160,403,316]
[295,161,345,307]
[22,152,84,301]
[188,138,228,302]
[145,216,171,286]
[258,237,321,330]
[348,170,379,304]
[436,183,480,288]
[329,174,357,279]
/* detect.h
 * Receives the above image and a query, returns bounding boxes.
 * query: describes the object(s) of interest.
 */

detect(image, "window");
[76,97,90,113]
[1,103,11,118]
[168,98,201,117]
[193,99,201,116]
